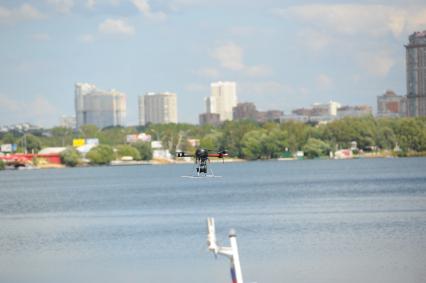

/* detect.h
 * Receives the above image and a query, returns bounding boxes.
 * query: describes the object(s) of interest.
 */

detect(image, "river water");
[1,158,426,283]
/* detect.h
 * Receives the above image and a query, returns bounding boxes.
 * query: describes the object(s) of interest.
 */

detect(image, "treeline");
[1,116,426,163]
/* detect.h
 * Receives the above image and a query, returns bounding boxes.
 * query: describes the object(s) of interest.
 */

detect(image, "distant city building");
[280,114,310,123]
[311,101,341,116]
[288,101,340,123]
[199,112,221,126]
[292,108,313,116]
[233,102,284,123]
[406,31,426,116]
[75,83,126,129]
[233,102,257,121]
[377,90,407,117]
[0,123,41,133]
[205,81,237,121]
[139,92,177,125]
[338,105,373,118]
[59,115,76,129]
[256,110,284,123]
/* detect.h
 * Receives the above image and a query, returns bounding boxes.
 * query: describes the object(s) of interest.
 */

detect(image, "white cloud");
[86,0,96,9]
[227,26,274,37]
[184,83,209,93]
[315,74,333,89]
[0,3,44,24]
[110,0,121,5]
[245,65,272,77]
[211,42,245,71]
[195,67,220,78]
[0,95,59,127]
[274,4,426,38]
[31,33,50,41]
[297,29,332,51]
[210,42,272,77]
[0,95,20,113]
[79,33,95,43]
[46,0,74,14]
[132,0,167,21]
[99,18,135,36]
[358,51,395,77]
[240,81,293,96]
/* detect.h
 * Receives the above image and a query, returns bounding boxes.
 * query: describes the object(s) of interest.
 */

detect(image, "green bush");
[302,138,331,159]
[116,144,141,160]
[60,147,81,167]
[86,145,114,165]
[131,142,153,160]
[0,159,5,170]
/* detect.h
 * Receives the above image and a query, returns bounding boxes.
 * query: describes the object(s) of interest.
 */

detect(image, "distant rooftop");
[408,30,426,45]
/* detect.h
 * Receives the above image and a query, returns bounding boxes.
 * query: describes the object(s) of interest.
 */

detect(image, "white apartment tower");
[139,92,177,125]
[205,81,238,121]
[75,83,126,129]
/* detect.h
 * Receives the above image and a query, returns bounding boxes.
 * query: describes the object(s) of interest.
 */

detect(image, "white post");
[207,218,244,283]
[229,229,243,283]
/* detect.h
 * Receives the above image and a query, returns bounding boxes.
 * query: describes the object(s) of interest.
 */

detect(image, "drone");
[176,148,228,177]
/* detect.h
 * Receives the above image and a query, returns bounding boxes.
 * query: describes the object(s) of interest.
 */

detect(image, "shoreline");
[2,154,425,171]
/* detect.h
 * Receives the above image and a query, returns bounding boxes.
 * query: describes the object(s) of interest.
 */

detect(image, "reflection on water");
[1,158,426,283]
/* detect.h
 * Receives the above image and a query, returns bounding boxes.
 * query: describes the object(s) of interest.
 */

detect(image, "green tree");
[200,131,223,150]
[99,126,136,146]
[86,145,114,165]
[260,128,289,159]
[281,121,309,152]
[0,159,5,170]
[241,129,266,160]
[60,147,81,167]
[78,125,100,139]
[302,138,331,159]
[116,144,141,160]
[395,119,425,151]
[220,120,259,157]
[22,134,42,153]
[376,127,396,150]
[1,133,15,144]
[50,127,73,147]
[131,142,153,160]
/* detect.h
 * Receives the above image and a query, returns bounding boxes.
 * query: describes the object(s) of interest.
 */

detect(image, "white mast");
[207,217,244,283]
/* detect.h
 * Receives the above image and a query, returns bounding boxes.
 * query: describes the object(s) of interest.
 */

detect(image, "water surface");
[1,158,426,283]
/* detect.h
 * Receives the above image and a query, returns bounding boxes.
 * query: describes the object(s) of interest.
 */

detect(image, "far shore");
[2,153,426,171]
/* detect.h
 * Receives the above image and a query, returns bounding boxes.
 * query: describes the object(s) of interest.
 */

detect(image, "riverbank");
[3,154,426,171]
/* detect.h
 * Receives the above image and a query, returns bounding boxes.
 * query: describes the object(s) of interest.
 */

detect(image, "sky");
[1,0,426,127]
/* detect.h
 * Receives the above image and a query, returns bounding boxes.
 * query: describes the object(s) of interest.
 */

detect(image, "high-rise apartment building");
[406,31,426,116]
[75,83,126,129]
[377,90,407,117]
[205,81,237,121]
[139,92,177,125]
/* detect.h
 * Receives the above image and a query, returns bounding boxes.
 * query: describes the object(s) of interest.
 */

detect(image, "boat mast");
[207,217,244,283]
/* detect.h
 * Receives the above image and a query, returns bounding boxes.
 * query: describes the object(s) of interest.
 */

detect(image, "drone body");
[177,148,228,176]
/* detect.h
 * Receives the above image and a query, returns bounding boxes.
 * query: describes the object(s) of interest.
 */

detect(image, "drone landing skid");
[181,175,222,178]
[182,166,222,178]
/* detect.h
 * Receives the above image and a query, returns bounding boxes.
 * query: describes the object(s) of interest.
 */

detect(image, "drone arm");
[207,153,228,158]
[176,152,194,157]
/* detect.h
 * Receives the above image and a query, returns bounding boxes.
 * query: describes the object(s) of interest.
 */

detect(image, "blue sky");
[1,0,426,127]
